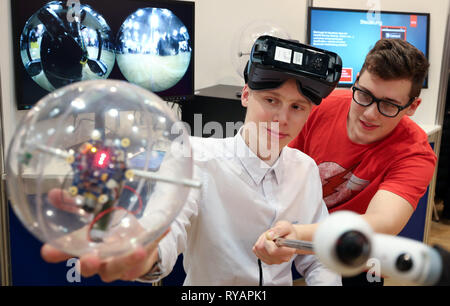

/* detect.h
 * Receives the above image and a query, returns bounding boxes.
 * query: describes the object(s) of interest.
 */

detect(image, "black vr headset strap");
[244,60,249,83]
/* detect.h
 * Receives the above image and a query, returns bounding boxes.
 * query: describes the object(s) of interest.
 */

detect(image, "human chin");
[348,114,369,144]
[354,121,387,144]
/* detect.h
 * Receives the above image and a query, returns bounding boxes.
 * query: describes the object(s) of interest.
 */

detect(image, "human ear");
[241,85,250,108]
[406,98,421,116]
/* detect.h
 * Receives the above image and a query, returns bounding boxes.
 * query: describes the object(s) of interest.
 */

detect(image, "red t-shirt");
[289,89,437,214]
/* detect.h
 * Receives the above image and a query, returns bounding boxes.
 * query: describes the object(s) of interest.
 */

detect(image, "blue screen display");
[308,8,429,86]
[128,150,166,171]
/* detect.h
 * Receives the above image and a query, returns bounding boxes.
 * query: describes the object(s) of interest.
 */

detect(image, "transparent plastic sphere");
[116,8,192,92]
[231,21,291,79]
[20,1,115,92]
[6,79,195,259]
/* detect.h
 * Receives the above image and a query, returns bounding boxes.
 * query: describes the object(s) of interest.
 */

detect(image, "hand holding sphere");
[6,79,200,281]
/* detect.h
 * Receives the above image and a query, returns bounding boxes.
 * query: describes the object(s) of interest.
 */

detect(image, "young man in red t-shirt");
[253,39,437,286]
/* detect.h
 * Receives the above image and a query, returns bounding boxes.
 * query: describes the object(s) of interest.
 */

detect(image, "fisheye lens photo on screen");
[116,7,192,93]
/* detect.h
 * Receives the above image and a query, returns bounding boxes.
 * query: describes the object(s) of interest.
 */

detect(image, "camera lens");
[310,55,324,71]
[335,230,371,267]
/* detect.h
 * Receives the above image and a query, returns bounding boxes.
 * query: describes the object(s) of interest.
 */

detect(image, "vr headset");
[244,35,342,105]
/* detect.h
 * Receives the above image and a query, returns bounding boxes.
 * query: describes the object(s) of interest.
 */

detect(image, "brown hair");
[359,39,429,98]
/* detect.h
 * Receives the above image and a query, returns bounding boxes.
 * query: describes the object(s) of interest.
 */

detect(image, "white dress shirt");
[157,132,341,285]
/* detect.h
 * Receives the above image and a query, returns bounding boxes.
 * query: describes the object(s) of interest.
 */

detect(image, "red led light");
[94,151,110,168]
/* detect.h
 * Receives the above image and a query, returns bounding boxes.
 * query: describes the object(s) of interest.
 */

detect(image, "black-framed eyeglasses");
[351,85,416,118]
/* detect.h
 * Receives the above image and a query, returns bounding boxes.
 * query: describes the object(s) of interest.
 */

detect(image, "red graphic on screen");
[410,15,417,28]
[339,68,353,83]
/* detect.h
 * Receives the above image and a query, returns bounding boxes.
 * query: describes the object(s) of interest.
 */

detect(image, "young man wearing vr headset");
[253,39,437,286]
[40,36,342,285]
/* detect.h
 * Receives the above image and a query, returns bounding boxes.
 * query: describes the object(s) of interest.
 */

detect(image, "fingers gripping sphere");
[6,79,196,259]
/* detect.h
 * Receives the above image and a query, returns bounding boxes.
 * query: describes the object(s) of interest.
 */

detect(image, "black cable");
[258,259,263,286]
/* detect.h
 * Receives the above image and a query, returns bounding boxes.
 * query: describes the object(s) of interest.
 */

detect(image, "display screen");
[128,150,165,171]
[307,7,429,87]
[11,0,195,110]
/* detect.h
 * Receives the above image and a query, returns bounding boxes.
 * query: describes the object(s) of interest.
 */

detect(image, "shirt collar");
[233,128,284,185]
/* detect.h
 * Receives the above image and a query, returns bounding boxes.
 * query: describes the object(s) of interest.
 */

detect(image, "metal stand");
[430,5,450,227]
[0,176,11,286]
[0,73,12,286]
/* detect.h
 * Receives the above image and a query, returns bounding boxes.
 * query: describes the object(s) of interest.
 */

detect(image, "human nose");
[273,107,289,126]
[363,101,380,120]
